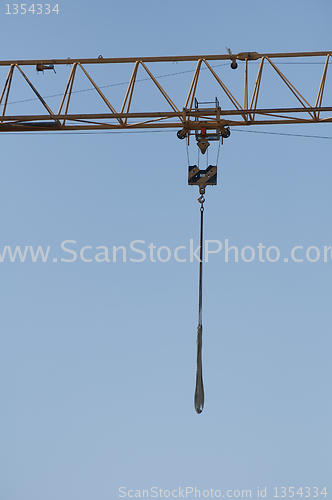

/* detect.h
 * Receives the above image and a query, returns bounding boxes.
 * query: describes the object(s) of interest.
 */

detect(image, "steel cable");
[194,199,205,414]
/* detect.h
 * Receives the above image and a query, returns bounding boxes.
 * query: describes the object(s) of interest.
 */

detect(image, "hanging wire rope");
[232,128,332,140]
[194,191,205,414]
[216,138,222,164]
[186,141,190,165]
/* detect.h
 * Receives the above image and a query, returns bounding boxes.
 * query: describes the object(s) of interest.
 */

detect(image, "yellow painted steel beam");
[1,119,332,133]
[0,51,331,67]
[2,106,332,122]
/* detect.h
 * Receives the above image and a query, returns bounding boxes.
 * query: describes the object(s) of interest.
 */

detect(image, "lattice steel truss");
[0,51,331,132]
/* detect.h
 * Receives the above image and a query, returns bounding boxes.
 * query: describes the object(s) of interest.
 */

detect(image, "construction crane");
[2,50,331,414]
[1,51,332,132]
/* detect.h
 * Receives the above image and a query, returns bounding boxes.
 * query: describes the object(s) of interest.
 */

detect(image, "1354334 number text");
[6,4,59,14]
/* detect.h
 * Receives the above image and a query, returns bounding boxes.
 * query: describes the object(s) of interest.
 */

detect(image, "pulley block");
[188,165,217,186]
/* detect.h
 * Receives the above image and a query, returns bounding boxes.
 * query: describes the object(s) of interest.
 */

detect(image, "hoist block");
[188,165,217,186]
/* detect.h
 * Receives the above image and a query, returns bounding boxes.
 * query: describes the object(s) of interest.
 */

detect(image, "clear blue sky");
[1,1,332,499]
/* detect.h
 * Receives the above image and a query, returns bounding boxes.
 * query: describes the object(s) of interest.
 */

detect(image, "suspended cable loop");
[194,187,205,414]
